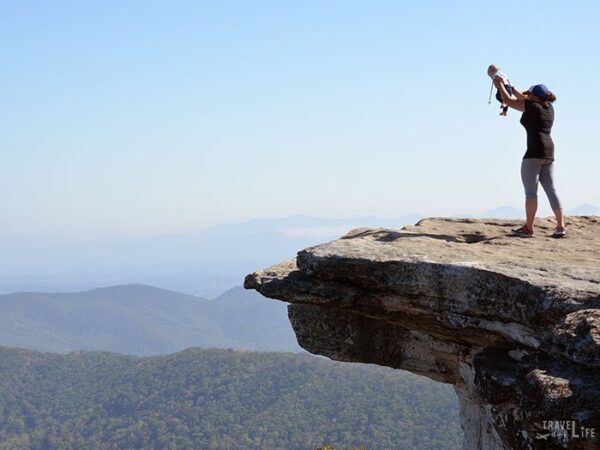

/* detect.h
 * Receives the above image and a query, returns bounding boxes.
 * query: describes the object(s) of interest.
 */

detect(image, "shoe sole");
[511,232,534,238]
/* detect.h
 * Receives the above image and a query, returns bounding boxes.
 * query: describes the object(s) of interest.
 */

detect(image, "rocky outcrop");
[244,217,600,449]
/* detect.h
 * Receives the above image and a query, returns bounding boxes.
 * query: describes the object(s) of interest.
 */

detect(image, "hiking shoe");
[511,225,534,237]
[552,227,567,238]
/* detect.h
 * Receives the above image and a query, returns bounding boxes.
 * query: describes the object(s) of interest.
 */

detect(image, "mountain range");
[0,214,421,296]
[0,283,462,448]
[0,284,300,355]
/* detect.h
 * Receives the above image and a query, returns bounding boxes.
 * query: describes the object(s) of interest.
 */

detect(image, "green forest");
[0,346,461,450]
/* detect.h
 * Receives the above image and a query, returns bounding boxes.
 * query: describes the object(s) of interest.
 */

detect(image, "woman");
[495,79,566,237]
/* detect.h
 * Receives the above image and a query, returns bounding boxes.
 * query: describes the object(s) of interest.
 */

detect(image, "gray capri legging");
[520,158,562,210]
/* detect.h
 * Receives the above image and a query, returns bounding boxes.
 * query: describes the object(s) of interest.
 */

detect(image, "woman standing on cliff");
[495,79,566,237]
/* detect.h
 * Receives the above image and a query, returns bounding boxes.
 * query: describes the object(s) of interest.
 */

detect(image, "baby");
[487,64,514,116]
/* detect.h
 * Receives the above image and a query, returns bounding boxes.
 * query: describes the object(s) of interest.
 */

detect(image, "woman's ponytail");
[544,91,557,105]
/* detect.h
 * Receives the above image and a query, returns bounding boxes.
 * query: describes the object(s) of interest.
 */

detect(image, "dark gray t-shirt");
[520,100,555,160]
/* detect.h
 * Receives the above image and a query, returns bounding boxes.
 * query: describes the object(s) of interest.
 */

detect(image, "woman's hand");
[496,80,525,112]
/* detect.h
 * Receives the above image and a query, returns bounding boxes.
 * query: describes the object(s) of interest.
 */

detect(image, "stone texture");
[245,217,600,449]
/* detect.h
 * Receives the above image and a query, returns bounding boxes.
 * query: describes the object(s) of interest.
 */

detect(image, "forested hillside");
[0,346,461,450]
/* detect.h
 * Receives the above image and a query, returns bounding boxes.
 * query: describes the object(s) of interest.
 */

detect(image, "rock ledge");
[245,217,600,449]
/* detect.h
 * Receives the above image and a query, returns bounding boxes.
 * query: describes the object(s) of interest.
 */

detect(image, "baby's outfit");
[491,70,513,116]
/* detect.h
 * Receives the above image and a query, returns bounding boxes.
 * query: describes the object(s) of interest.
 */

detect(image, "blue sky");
[2,1,599,238]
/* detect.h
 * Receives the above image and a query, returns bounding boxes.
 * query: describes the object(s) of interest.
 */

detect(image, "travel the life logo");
[535,420,597,443]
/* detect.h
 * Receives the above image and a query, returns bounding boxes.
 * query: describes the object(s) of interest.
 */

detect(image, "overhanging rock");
[245,217,600,449]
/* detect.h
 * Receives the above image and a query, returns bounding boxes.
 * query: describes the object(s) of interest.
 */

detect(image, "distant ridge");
[568,204,600,215]
[6,283,204,302]
[0,214,422,296]
[0,284,300,355]
[454,204,600,220]
[477,206,523,219]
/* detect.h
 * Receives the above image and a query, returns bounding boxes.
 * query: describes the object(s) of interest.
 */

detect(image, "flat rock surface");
[302,216,600,295]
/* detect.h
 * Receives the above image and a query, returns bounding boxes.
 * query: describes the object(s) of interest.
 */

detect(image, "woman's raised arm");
[510,86,527,101]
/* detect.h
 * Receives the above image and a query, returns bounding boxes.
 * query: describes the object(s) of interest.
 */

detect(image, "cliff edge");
[244,217,600,450]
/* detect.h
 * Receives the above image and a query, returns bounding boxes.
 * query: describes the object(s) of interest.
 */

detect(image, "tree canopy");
[0,346,461,449]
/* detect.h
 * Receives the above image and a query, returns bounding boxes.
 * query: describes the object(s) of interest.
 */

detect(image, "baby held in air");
[488,64,514,116]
